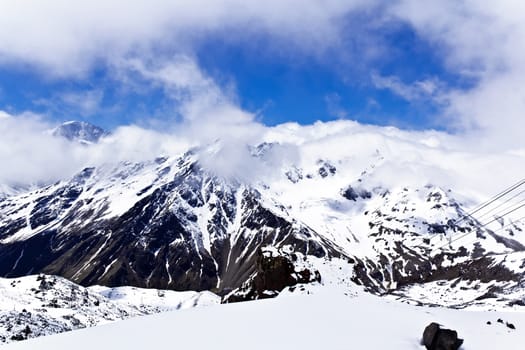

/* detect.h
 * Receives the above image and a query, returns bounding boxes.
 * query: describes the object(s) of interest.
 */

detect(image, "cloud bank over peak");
[0,55,268,186]
[1,1,522,147]
[0,1,524,199]
[1,107,524,203]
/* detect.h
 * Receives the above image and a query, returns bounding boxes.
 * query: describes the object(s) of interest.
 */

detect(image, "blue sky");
[0,0,524,190]
[0,12,464,132]
[0,0,523,149]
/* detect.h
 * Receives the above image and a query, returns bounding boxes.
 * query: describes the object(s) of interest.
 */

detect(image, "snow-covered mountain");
[0,150,344,295]
[1,120,525,344]
[51,121,108,145]
[0,121,108,199]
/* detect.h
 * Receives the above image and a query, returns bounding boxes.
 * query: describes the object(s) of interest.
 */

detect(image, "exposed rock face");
[335,185,525,307]
[2,142,525,308]
[422,322,463,350]
[0,155,344,296]
[223,248,321,303]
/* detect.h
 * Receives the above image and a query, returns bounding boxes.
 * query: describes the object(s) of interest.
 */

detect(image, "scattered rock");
[422,322,463,350]
[497,318,504,324]
[10,334,25,342]
[486,321,491,325]
[506,322,516,330]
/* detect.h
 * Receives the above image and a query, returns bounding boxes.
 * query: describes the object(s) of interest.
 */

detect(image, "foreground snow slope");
[5,289,524,350]
[0,275,220,344]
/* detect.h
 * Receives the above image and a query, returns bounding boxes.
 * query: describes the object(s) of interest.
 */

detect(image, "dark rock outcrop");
[223,248,321,303]
[341,186,372,201]
[0,159,344,297]
[422,322,463,350]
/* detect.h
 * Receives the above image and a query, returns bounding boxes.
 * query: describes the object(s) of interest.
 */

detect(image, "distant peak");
[52,121,108,144]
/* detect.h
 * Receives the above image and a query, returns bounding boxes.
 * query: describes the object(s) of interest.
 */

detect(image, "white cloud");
[263,119,525,202]
[371,72,441,102]
[1,0,525,198]
[59,90,104,116]
[0,112,81,185]
[116,55,265,145]
[0,111,193,187]
[120,56,279,181]
[34,89,105,117]
[0,0,375,76]
[0,56,271,186]
[325,93,349,119]
[387,0,525,148]
[1,0,522,150]
[1,106,524,204]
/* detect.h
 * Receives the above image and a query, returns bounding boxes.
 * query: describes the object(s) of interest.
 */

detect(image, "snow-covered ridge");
[0,274,219,344]
[1,137,525,302]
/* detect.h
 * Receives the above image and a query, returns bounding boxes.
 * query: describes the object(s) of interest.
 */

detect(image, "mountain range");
[1,120,524,344]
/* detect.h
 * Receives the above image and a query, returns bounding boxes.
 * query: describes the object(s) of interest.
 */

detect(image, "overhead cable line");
[454,177,525,226]
[474,188,525,222]
[430,202,525,254]
[424,178,525,244]
[480,202,525,228]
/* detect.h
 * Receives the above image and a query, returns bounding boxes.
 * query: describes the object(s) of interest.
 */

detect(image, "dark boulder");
[422,322,463,350]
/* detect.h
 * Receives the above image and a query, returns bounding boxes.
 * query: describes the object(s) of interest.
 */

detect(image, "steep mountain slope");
[252,141,525,306]
[1,122,525,345]
[0,150,345,297]
[272,177,525,295]
[1,124,525,313]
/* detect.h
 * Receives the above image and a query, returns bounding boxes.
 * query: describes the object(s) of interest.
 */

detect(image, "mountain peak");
[52,121,108,144]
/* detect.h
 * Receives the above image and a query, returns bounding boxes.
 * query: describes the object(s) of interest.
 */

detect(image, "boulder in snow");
[422,322,463,350]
